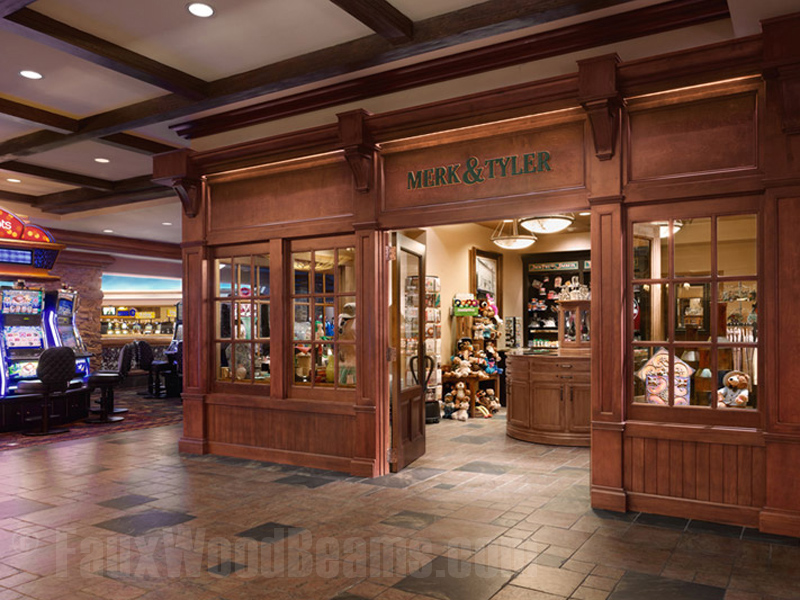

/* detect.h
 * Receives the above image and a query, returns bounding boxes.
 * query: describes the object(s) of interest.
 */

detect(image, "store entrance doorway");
[389,232,427,472]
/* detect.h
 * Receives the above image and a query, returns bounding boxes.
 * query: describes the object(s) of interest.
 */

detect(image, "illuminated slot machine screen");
[4,326,44,349]
[58,324,78,348]
[57,297,74,317]
[8,360,37,379]
[2,289,43,314]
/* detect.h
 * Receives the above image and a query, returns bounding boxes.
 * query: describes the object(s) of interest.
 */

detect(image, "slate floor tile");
[208,560,247,577]
[608,571,725,600]
[361,467,444,488]
[393,555,512,600]
[381,510,440,530]
[634,513,688,531]
[450,435,493,445]
[686,520,743,539]
[741,528,800,546]
[274,474,336,488]
[455,461,509,475]
[236,521,305,543]
[0,498,54,519]
[97,494,156,510]
[93,509,195,536]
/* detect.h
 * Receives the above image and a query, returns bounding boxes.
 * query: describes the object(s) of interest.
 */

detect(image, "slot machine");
[0,286,48,395]
[44,289,91,382]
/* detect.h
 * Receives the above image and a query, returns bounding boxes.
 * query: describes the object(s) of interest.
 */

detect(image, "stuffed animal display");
[717,370,751,408]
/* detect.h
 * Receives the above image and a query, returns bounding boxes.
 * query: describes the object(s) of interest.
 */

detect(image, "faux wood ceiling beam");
[0,160,114,191]
[32,174,159,211]
[97,133,180,156]
[0,0,33,18]
[0,0,728,159]
[0,8,208,99]
[47,228,181,260]
[0,189,35,203]
[328,0,413,43]
[39,186,172,214]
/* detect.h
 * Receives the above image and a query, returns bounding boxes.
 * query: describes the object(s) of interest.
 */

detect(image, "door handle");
[557,364,573,369]
[557,375,573,379]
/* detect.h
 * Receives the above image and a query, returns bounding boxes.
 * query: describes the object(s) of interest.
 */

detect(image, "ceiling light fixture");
[579,211,591,216]
[491,219,536,250]
[519,214,574,234]
[6,178,21,183]
[161,222,172,226]
[19,70,43,80]
[103,229,114,233]
[187,2,214,17]
[94,158,110,164]
[656,219,683,238]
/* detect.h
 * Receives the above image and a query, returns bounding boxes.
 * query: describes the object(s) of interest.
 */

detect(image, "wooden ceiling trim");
[97,133,180,156]
[0,160,114,191]
[173,0,731,140]
[32,174,161,209]
[48,228,181,259]
[0,97,77,132]
[0,188,35,203]
[0,130,69,159]
[1,8,208,99]
[328,0,413,44]
[0,0,729,161]
[40,187,171,214]
[0,0,33,18]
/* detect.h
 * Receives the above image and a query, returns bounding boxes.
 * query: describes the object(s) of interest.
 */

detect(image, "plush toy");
[440,392,456,419]
[484,341,499,362]
[453,400,470,421]
[475,404,491,418]
[454,381,469,403]
[482,388,501,413]
[452,356,472,378]
[717,370,750,408]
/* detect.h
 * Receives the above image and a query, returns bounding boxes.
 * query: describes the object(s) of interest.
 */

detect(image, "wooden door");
[567,382,591,433]
[530,382,565,431]
[390,233,426,472]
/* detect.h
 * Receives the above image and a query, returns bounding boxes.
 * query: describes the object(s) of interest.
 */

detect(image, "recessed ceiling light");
[187,2,214,17]
[103,229,114,233]
[94,157,110,164]
[161,222,173,226]
[579,211,591,216]
[6,178,21,183]
[19,70,43,80]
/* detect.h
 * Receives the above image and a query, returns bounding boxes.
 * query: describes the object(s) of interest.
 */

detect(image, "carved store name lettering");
[407,151,551,190]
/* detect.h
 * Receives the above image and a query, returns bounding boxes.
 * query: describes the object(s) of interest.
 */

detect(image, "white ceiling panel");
[21,140,155,181]
[389,0,491,21]
[0,114,39,139]
[0,29,165,116]
[34,0,375,82]
[0,169,75,195]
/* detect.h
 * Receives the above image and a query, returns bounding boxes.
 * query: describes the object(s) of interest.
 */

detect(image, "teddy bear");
[452,356,472,378]
[717,370,750,408]
[481,388,501,413]
[454,381,470,403]
[453,400,470,421]
[440,391,456,419]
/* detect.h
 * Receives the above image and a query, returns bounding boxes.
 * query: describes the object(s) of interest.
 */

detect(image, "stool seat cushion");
[17,380,46,393]
[88,372,122,385]
[151,360,170,372]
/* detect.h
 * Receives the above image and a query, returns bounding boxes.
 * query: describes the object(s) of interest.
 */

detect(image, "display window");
[290,237,356,396]
[629,206,759,425]
[213,244,271,386]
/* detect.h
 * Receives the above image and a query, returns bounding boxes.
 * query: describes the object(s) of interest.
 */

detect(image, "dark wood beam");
[47,228,181,260]
[97,133,180,156]
[32,175,159,210]
[0,160,114,191]
[1,8,208,99]
[0,0,729,158]
[0,97,77,132]
[0,0,33,17]
[328,0,413,43]
[0,188,35,203]
[40,187,173,214]
[173,0,732,139]
[0,130,70,159]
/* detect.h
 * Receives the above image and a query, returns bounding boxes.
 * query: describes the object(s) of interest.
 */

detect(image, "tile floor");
[0,412,799,599]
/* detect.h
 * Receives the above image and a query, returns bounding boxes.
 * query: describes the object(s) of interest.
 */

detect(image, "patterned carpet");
[0,387,183,451]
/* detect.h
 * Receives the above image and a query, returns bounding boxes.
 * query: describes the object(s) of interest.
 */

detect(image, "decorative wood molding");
[151,148,204,218]
[762,13,800,134]
[170,177,203,218]
[579,54,622,161]
[328,0,413,44]
[56,249,115,268]
[1,8,208,99]
[338,109,377,193]
[47,228,181,260]
[0,160,114,191]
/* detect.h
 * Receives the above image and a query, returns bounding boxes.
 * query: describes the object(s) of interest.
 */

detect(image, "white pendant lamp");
[519,214,574,234]
[491,220,537,250]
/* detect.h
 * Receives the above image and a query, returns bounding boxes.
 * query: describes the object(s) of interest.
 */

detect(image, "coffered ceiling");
[0,0,794,246]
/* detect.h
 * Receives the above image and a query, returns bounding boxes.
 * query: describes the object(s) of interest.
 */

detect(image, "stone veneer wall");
[45,252,114,372]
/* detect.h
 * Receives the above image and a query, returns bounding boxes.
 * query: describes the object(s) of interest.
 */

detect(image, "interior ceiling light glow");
[579,211,591,216]
[94,158,110,164]
[491,219,536,250]
[519,214,574,234]
[19,70,43,80]
[187,2,214,17]
[6,178,21,183]
[103,229,114,233]
[161,222,173,226]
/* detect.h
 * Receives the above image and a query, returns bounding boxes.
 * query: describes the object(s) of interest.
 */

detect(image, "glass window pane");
[633,347,666,405]
[314,250,335,293]
[675,283,709,341]
[234,301,252,339]
[216,343,232,382]
[215,301,231,339]
[294,344,312,385]
[230,344,252,381]
[293,251,311,295]
[674,217,711,277]
[719,281,757,343]
[234,256,252,297]
[633,283,667,342]
[255,254,270,297]
[338,247,356,293]
[315,343,334,386]
[256,301,270,339]
[632,222,668,279]
[675,346,709,407]
[254,342,270,384]
[293,301,311,340]
[338,343,356,387]
[216,259,231,297]
[719,214,757,277]
[337,296,356,342]
[717,357,757,410]
[563,307,577,343]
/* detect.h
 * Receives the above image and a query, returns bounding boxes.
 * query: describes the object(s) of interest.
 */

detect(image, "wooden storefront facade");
[154,13,800,536]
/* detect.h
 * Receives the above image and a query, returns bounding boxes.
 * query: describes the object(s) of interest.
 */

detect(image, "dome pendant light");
[519,214,574,234]
[491,219,537,250]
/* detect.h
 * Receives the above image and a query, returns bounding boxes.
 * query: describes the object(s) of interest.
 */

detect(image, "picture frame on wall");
[470,247,503,312]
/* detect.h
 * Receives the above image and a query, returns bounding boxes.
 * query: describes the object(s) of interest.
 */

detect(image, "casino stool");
[18,347,76,436]
[137,340,169,398]
[86,342,134,424]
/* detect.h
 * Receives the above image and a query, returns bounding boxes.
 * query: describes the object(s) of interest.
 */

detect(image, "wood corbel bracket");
[169,177,203,218]
[343,144,376,193]
[582,96,622,161]
[338,109,377,193]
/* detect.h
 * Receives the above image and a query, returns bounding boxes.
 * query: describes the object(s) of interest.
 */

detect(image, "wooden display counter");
[442,372,499,418]
[506,351,590,446]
